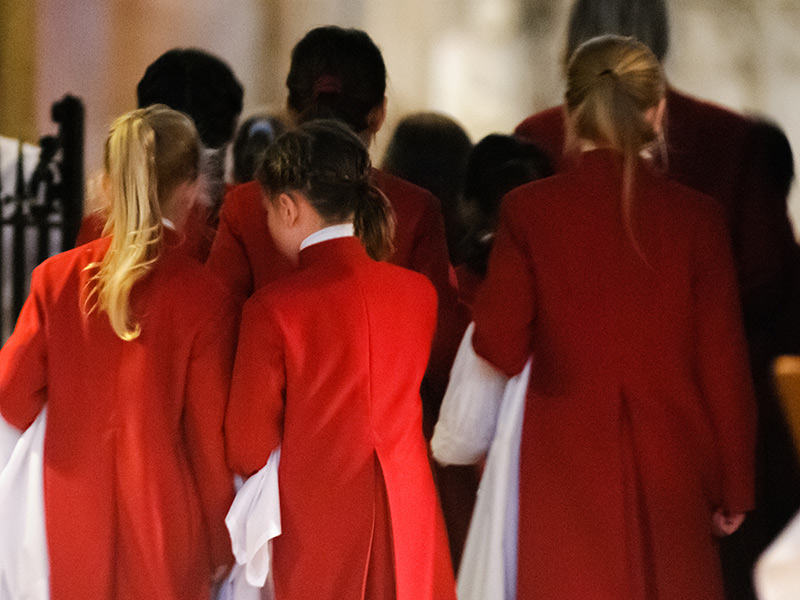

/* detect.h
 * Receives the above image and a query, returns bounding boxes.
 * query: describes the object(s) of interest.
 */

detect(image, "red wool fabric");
[0,233,237,599]
[472,149,757,600]
[225,236,456,600]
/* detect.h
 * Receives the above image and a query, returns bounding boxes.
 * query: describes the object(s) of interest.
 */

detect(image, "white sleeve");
[431,323,509,466]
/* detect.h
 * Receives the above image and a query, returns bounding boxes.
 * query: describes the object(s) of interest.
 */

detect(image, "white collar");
[300,223,355,251]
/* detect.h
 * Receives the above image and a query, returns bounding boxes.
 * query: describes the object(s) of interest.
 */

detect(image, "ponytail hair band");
[312,74,343,99]
[598,69,616,80]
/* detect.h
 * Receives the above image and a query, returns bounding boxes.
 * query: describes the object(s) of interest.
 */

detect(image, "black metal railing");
[1,95,84,342]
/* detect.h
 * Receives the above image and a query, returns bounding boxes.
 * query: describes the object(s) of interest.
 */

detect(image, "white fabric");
[457,359,530,600]
[755,508,800,600]
[431,322,509,465]
[299,223,355,251]
[215,563,271,600]
[0,409,49,600]
[0,419,21,471]
[225,447,282,589]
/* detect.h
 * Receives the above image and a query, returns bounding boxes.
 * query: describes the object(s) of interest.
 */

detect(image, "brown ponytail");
[353,183,395,261]
[257,119,396,261]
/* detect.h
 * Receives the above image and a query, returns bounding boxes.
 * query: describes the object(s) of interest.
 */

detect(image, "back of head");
[258,119,394,261]
[232,113,288,184]
[94,105,200,340]
[381,112,473,207]
[137,48,244,149]
[462,134,553,275]
[286,26,386,134]
[465,134,553,220]
[565,0,669,68]
[565,35,664,157]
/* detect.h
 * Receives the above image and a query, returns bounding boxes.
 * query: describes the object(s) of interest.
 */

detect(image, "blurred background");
[2,0,799,231]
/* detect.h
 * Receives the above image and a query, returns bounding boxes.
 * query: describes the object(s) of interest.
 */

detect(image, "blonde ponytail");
[564,35,665,260]
[86,105,199,340]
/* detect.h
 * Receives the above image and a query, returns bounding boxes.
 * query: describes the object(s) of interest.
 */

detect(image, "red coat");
[472,149,757,599]
[225,236,456,600]
[207,172,468,431]
[0,233,237,600]
[516,88,800,597]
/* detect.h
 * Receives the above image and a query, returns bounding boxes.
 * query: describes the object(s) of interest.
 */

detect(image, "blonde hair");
[564,35,665,258]
[86,105,199,340]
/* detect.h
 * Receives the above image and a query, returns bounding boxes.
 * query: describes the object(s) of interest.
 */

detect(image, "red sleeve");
[0,267,48,430]
[206,189,255,301]
[472,194,536,377]
[183,298,238,571]
[224,296,285,477]
[692,202,758,514]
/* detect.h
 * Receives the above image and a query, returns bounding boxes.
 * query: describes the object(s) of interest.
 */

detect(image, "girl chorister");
[0,105,237,599]
[470,36,757,599]
[207,26,466,437]
[224,120,456,600]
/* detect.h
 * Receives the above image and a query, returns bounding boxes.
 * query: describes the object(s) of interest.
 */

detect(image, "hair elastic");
[312,74,343,99]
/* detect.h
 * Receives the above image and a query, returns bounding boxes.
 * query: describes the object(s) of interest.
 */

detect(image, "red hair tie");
[312,74,342,99]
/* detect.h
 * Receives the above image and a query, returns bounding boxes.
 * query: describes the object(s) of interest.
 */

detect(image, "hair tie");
[312,74,342,99]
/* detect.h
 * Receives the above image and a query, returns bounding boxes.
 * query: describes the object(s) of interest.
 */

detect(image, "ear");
[276,191,301,227]
[646,98,667,134]
[366,96,388,135]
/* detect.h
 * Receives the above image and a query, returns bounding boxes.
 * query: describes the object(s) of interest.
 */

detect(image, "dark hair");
[565,0,669,68]
[382,112,472,205]
[257,120,395,261]
[381,112,473,263]
[286,26,386,134]
[750,118,795,200]
[461,134,553,276]
[137,48,244,149]
[232,114,288,184]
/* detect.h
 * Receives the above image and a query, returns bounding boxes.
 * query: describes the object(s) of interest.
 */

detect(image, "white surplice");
[0,419,21,472]
[220,447,281,600]
[755,508,800,600]
[431,323,531,600]
[0,409,49,600]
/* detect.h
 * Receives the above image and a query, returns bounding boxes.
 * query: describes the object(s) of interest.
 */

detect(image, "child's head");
[461,134,553,276]
[232,113,288,184]
[93,104,200,340]
[565,34,665,157]
[257,119,395,262]
[286,27,387,137]
[137,48,243,149]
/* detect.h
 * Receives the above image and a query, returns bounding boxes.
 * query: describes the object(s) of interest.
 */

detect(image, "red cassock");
[224,236,457,600]
[472,149,757,600]
[206,173,467,418]
[0,233,237,600]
